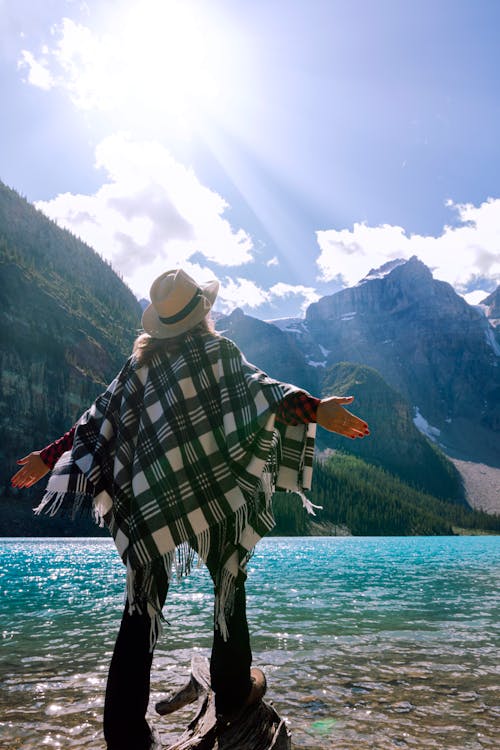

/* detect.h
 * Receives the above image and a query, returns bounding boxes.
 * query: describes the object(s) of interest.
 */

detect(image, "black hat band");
[158,289,203,325]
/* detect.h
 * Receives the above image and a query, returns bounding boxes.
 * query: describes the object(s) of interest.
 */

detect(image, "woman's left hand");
[316,396,370,439]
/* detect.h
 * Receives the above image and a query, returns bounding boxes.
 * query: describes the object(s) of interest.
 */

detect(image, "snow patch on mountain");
[471,304,500,356]
[413,408,441,442]
[357,258,407,285]
[268,317,306,335]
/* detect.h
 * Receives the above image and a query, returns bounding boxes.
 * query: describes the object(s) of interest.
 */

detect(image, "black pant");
[103,554,252,750]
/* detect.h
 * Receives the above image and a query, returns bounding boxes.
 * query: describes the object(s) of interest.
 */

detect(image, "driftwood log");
[155,654,291,750]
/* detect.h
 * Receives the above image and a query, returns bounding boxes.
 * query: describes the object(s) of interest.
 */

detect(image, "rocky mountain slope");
[277,257,499,466]
[318,362,464,500]
[216,307,319,395]
[0,181,142,523]
[482,286,500,321]
[480,287,500,356]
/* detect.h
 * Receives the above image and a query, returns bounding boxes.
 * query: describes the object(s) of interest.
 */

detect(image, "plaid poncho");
[36,331,316,641]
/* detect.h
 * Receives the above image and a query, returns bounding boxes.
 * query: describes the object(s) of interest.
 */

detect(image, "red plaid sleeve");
[275,392,321,425]
[39,425,76,469]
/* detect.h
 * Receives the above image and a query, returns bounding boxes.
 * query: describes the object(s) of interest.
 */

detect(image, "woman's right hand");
[11,452,50,488]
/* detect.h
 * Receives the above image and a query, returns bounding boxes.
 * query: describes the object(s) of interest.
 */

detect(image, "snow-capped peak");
[357,258,407,285]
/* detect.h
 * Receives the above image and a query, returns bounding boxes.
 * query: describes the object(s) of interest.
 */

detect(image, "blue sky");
[2,0,500,317]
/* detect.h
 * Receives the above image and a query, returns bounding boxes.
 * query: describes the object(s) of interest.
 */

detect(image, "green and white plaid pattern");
[37,331,316,637]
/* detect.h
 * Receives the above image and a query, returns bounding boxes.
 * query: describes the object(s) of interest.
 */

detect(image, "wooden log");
[156,654,208,717]
[155,655,291,750]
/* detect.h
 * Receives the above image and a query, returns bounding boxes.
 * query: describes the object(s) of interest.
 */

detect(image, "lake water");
[1,536,499,750]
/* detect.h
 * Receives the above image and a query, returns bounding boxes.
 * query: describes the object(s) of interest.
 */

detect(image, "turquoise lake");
[1,536,499,749]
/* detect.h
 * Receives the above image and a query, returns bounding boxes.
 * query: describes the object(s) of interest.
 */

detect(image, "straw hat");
[141,269,219,339]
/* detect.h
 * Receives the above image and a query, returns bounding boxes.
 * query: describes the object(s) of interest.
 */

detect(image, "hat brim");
[141,280,219,339]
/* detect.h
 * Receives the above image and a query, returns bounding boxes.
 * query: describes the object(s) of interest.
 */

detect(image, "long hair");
[132,316,217,367]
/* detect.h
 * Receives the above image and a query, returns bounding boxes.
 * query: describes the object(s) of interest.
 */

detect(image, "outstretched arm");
[275,392,369,438]
[11,425,76,488]
[316,395,369,439]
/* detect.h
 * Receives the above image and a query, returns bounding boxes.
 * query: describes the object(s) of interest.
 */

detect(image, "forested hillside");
[0,181,141,362]
[0,180,142,520]
[273,454,500,536]
[319,362,465,501]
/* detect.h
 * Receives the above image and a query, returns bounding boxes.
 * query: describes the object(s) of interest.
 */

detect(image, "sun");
[117,1,222,121]
[42,0,229,133]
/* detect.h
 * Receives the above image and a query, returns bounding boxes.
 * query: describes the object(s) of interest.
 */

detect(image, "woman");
[12,268,369,750]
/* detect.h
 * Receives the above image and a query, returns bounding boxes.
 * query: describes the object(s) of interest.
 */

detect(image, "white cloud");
[213,280,321,316]
[18,49,54,90]
[35,133,254,298]
[462,290,489,306]
[16,4,225,130]
[266,256,279,267]
[17,19,112,106]
[216,277,270,313]
[269,282,321,312]
[316,198,500,292]
[211,282,320,314]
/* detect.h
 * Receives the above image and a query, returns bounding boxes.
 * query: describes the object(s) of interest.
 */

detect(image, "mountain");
[215,258,499,499]
[480,287,500,354]
[0,180,142,524]
[481,286,500,320]
[302,256,500,465]
[215,307,318,395]
[318,362,464,500]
